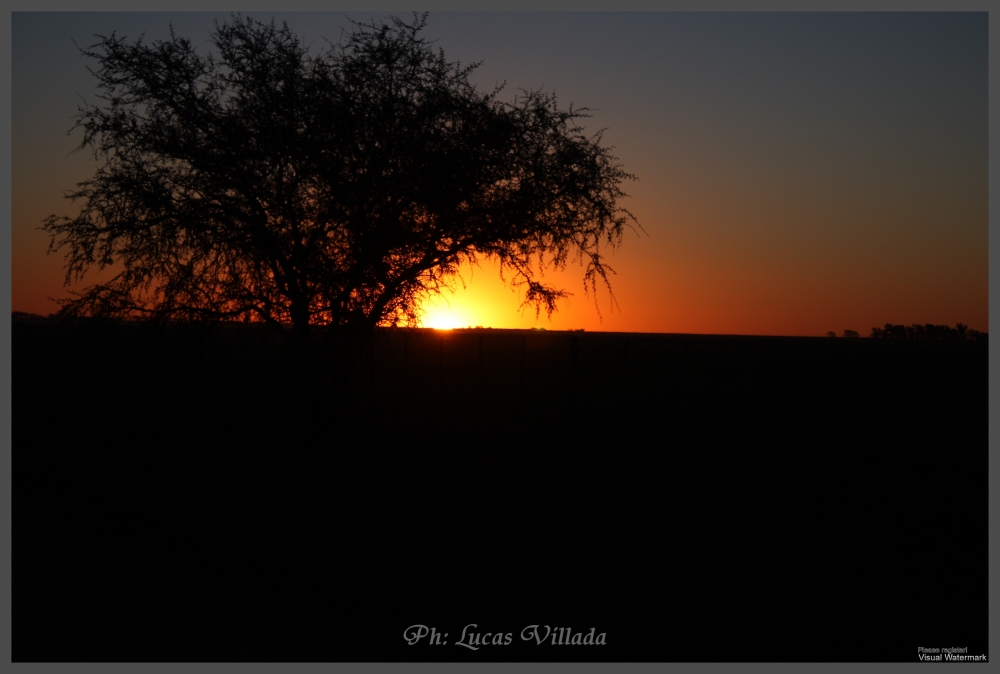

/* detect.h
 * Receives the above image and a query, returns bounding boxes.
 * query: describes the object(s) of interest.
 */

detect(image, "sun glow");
[419,302,467,330]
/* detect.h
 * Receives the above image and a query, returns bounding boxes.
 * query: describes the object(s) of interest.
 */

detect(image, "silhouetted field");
[14,321,987,662]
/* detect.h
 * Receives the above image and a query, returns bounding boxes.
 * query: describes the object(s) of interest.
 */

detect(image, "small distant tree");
[43,14,640,341]
[842,329,859,338]
[826,331,837,338]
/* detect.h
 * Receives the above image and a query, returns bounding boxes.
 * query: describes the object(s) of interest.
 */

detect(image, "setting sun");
[419,301,467,330]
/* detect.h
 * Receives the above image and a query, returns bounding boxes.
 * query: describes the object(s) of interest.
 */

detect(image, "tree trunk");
[290,301,311,339]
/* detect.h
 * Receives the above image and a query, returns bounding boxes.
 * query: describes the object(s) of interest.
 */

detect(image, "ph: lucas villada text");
[404,624,607,649]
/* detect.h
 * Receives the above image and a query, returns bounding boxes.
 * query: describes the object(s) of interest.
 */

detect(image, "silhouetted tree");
[842,329,859,338]
[44,14,639,340]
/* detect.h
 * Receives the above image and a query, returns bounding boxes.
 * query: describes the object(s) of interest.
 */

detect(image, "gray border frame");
[4,1,996,672]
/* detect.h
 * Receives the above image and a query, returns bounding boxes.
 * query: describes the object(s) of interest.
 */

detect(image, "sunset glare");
[419,299,469,331]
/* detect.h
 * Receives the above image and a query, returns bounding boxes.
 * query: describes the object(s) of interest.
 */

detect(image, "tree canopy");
[44,13,640,336]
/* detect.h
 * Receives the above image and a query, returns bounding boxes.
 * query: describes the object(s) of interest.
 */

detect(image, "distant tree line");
[869,323,986,341]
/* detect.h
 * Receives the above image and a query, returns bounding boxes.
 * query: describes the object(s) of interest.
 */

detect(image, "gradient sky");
[12,12,988,335]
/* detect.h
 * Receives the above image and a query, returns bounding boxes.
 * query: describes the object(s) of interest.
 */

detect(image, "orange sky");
[12,12,989,336]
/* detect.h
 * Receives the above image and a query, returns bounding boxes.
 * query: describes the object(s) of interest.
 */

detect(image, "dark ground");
[13,321,988,662]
